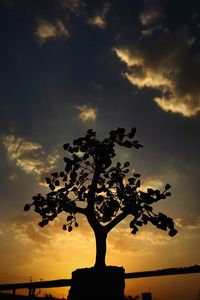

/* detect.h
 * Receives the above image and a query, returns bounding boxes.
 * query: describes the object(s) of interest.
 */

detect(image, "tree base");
[67,266,125,300]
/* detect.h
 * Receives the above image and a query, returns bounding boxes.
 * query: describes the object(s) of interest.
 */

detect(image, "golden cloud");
[76,105,97,121]
[136,230,170,246]
[140,177,164,191]
[35,19,70,44]
[154,95,200,117]
[5,212,94,267]
[87,3,109,29]
[175,216,200,230]
[2,134,59,178]
[114,44,200,117]
[88,15,106,29]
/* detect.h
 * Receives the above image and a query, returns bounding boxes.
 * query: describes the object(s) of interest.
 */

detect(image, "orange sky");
[0,211,200,299]
[0,1,200,299]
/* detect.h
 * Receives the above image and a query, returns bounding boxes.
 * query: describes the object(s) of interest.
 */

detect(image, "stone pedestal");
[67,266,125,300]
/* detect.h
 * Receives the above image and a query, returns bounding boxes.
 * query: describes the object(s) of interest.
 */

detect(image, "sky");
[0,0,200,299]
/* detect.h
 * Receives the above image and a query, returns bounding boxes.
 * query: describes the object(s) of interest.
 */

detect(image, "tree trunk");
[94,229,107,269]
[67,266,125,300]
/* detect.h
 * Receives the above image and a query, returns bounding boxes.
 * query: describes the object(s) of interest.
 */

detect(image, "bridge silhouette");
[0,265,200,297]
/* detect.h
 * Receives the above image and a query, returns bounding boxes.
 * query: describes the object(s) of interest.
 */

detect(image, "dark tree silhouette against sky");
[24,128,177,269]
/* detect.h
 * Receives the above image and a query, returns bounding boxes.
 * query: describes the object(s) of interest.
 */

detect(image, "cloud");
[88,15,106,29]
[10,214,62,247]
[108,223,171,256]
[114,4,200,117]
[76,105,97,121]
[136,230,170,246]
[1,212,93,267]
[9,174,17,181]
[140,177,164,191]
[87,3,109,29]
[58,0,84,15]
[0,215,65,269]
[108,228,141,254]
[140,9,162,26]
[139,0,164,27]
[35,19,70,44]
[175,216,200,230]
[2,134,59,179]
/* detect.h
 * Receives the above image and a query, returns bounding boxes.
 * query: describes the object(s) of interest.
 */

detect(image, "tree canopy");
[24,127,177,268]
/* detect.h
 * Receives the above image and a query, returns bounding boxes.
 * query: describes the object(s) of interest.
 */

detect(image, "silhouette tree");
[24,128,177,269]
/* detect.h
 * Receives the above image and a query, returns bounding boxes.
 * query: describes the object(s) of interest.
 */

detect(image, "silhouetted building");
[141,292,152,300]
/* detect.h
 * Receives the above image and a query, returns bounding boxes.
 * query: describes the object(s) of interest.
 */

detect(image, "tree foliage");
[24,127,177,251]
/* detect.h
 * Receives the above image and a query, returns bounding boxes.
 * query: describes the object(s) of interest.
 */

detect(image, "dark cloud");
[176,216,200,230]
[114,0,200,117]
[0,0,200,286]
[2,134,59,182]
[58,0,85,14]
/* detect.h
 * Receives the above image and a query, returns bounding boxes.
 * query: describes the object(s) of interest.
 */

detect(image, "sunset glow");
[0,1,200,299]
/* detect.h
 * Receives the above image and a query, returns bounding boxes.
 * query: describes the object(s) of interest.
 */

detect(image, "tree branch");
[85,164,103,231]
[75,206,87,215]
[105,210,130,233]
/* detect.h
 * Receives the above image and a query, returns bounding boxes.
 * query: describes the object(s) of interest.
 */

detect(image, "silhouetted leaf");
[46,177,51,184]
[128,177,135,184]
[124,161,130,167]
[68,225,73,232]
[168,228,178,237]
[87,129,95,135]
[63,224,67,230]
[55,180,60,186]
[147,188,153,194]
[159,212,168,220]
[24,204,31,211]
[150,217,159,225]
[49,184,55,191]
[134,143,143,149]
[109,130,117,140]
[135,220,143,226]
[128,128,136,138]
[142,214,149,224]
[129,220,135,228]
[124,141,132,148]
[62,175,68,182]
[116,127,125,135]
[157,223,167,231]
[67,215,73,221]
[68,147,74,153]
[63,143,69,150]
[131,226,138,234]
[136,180,141,187]
[51,172,58,178]
[165,184,171,190]
[38,219,48,227]
[165,192,171,197]
[38,221,45,228]
[133,173,141,177]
